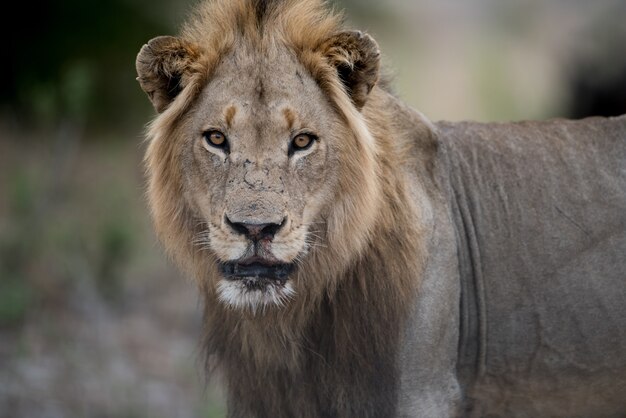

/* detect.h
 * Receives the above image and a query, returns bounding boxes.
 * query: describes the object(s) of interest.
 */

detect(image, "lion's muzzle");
[213,213,302,309]
[220,215,295,283]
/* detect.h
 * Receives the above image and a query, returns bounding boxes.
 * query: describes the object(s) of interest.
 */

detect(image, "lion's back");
[435,116,626,416]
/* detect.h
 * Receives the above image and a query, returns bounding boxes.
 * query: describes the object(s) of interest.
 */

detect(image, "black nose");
[225,216,286,241]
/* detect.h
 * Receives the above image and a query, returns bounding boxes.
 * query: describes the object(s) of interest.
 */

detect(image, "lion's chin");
[216,262,296,312]
[216,278,296,312]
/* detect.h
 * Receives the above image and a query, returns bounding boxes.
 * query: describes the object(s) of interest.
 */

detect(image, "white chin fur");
[217,279,295,313]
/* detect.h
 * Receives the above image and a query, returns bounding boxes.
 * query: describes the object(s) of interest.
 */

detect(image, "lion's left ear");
[321,31,381,109]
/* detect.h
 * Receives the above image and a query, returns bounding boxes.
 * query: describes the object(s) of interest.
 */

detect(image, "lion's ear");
[136,36,199,113]
[321,31,381,109]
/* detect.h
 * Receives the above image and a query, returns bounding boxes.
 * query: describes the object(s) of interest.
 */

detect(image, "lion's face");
[137,15,382,312]
[179,48,342,309]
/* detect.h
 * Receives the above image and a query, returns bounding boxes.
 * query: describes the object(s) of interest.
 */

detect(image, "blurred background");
[1,0,625,417]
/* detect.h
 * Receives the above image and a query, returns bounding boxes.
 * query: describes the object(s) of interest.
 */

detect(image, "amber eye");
[290,133,316,155]
[203,130,229,151]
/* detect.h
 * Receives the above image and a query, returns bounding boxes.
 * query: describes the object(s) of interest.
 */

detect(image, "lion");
[135,0,626,416]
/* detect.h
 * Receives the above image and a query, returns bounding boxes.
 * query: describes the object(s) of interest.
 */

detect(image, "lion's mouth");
[219,261,295,285]
[216,261,297,310]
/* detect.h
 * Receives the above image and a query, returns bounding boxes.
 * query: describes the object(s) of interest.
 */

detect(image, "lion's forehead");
[194,49,328,134]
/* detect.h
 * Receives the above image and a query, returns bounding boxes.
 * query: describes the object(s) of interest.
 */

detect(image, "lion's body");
[136,0,626,416]
[429,116,626,416]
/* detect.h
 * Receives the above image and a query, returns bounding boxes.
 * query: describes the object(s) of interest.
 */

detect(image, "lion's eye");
[290,133,316,155]
[203,130,229,151]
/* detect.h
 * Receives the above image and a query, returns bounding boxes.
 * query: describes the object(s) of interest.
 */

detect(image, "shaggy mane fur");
[142,0,434,416]
[182,0,343,55]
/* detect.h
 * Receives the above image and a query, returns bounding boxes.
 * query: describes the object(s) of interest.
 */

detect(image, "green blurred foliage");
[0,170,39,326]
[97,213,134,300]
[0,141,137,327]
[202,402,227,418]
[1,0,193,132]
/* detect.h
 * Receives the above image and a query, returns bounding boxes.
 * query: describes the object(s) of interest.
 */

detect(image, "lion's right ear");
[136,36,200,113]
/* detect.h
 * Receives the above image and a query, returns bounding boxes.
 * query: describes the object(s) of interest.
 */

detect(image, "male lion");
[136,0,626,416]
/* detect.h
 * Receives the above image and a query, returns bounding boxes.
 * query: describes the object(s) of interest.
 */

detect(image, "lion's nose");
[225,216,286,241]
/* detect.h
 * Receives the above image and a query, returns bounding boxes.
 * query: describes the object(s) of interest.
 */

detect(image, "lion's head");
[137,0,386,313]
